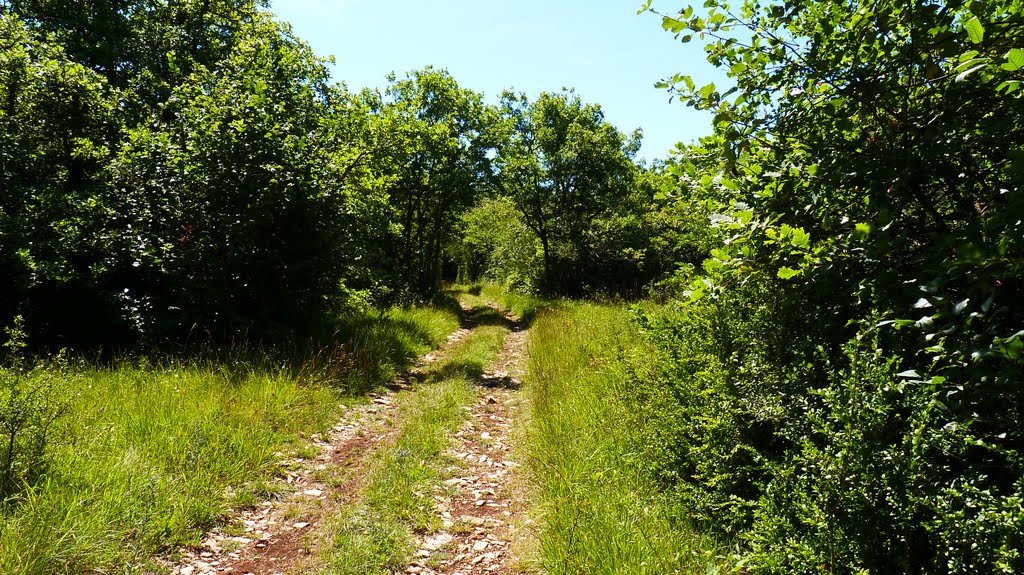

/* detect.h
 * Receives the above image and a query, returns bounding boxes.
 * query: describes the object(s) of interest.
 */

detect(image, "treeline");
[621,0,1024,573]
[0,0,486,349]
[455,92,718,297]
[1,0,701,352]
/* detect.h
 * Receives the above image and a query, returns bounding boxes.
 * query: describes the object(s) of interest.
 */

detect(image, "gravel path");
[406,311,529,575]
[161,301,528,575]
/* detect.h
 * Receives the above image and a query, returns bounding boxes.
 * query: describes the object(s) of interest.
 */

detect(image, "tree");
[3,0,268,122]
[453,196,539,290]
[362,68,497,298]
[0,13,122,348]
[496,90,640,293]
[102,13,362,342]
[635,0,1024,571]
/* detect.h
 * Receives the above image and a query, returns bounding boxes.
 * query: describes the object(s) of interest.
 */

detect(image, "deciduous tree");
[496,90,640,293]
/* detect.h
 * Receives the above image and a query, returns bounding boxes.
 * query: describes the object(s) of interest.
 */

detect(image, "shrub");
[0,318,72,506]
[630,288,1024,574]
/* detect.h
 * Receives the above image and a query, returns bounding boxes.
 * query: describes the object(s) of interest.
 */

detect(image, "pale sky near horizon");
[268,0,727,163]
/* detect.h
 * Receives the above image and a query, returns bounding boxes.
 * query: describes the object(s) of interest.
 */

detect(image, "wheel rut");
[163,307,475,575]
[162,299,529,575]
[406,307,529,575]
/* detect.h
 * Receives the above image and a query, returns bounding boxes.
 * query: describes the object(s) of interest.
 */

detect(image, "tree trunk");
[539,230,552,292]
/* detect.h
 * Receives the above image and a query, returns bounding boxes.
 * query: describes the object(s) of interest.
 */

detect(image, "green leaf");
[777,266,800,280]
[791,227,811,249]
[953,299,970,315]
[955,63,988,83]
[1002,48,1024,71]
[703,258,724,273]
[686,279,708,302]
[662,17,687,33]
[999,79,1022,93]
[965,17,985,44]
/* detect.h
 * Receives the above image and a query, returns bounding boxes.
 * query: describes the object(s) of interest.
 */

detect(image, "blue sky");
[268,0,726,163]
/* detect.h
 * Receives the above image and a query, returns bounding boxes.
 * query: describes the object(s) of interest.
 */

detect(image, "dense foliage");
[0,3,509,348]
[0,1,675,350]
[628,0,1024,572]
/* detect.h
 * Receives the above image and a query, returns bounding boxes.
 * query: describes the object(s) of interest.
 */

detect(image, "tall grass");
[329,299,462,392]
[523,302,727,574]
[0,363,337,574]
[450,283,546,325]
[479,284,546,324]
[0,302,461,574]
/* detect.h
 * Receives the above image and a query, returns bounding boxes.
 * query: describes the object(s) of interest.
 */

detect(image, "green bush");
[0,318,72,505]
[630,283,1024,574]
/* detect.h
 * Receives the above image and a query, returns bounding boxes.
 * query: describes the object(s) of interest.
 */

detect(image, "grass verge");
[523,302,727,574]
[327,297,463,393]
[479,284,546,325]
[0,302,461,575]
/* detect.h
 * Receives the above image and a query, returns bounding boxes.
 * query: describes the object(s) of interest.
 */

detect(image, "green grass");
[314,309,509,575]
[479,284,546,325]
[327,297,463,393]
[449,283,546,325]
[523,302,727,574]
[315,378,473,575]
[0,362,338,574]
[0,301,462,575]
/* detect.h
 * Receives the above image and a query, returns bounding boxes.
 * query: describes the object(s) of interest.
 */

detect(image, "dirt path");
[165,392,399,575]
[406,309,529,575]
[163,315,475,575]
[162,300,528,575]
